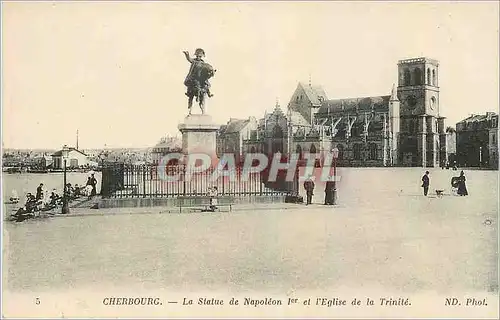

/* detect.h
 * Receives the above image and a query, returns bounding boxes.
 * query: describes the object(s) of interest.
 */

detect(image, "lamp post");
[479,146,482,168]
[332,147,339,205]
[61,145,70,214]
[98,153,106,197]
[99,152,106,170]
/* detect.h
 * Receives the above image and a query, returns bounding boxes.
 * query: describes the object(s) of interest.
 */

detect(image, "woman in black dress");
[457,171,468,196]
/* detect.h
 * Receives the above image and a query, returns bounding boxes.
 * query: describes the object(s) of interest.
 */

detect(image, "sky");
[2,1,499,149]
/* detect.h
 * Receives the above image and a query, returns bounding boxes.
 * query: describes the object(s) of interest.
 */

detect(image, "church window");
[427,68,431,85]
[413,68,423,85]
[272,125,284,138]
[353,144,362,160]
[337,144,344,160]
[432,69,436,86]
[404,69,411,86]
[296,144,303,159]
[408,120,415,133]
[369,143,378,160]
[310,144,317,154]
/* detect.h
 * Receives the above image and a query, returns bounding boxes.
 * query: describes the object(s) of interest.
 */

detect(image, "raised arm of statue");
[183,51,193,63]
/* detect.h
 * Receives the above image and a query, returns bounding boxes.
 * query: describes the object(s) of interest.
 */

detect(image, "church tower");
[397,57,441,167]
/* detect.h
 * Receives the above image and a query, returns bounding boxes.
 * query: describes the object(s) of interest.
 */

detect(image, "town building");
[218,57,449,167]
[31,154,54,169]
[51,147,90,169]
[445,126,457,166]
[216,117,258,163]
[151,136,182,165]
[456,112,498,169]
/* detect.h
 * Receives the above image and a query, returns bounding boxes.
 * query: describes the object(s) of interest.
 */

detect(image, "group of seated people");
[11,191,63,221]
[10,182,94,221]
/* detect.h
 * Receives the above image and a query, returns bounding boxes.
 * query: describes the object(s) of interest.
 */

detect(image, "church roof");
[219,118,251,134]
[288,110,310,126]
[299,82,328,106]
[317,95,390,114]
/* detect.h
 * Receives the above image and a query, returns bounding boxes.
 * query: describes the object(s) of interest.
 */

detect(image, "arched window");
[369,143,378,160]
[432,69,436,86]
[272,125,284,154]
[404,69,411,86]
[353,144,362,160]
[272,125,284,138]
[250,146,256,153]
[337,144,344,160]
[310,144,317,154]
[413,68,422,85]
[408,120,415,133]
[427,68,431,85]
[296,144,303,160]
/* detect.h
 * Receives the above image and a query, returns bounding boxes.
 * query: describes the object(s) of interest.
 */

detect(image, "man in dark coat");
[421,171,430,196]
[324,176,335,205]
[36,183,44,201]
[87,174,97,197]
[304,176,315,205]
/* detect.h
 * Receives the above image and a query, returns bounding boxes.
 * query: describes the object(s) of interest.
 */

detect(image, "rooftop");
[317,95,391,114]
[458,112,497,123]
[51,147,87,157]
[298,82,328,106]
[398,57,439,66]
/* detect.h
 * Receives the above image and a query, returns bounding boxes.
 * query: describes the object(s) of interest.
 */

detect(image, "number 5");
[35,298,40,305]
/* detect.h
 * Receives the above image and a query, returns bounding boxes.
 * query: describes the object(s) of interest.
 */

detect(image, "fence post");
[259,172,263,196]
[101,165,107,197]
[143,165,146,198]
[222,176,225,195]
[182,165,186,196]
[295,166,300,196]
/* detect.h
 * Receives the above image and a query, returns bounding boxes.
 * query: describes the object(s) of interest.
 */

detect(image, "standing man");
[89,173,98,197]
[36,183,44,201]
[304,176,315,205]
[421,171,430,196]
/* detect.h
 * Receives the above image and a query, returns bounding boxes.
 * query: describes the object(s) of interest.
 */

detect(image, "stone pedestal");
[178,114,219,159]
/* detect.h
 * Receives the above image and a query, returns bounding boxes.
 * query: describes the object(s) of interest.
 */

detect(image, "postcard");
[2,1,499,319]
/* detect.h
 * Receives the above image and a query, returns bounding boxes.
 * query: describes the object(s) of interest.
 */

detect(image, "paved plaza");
[4,168,498,295]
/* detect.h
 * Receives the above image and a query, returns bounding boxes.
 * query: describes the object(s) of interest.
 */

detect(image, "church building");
[217,57,449,167]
